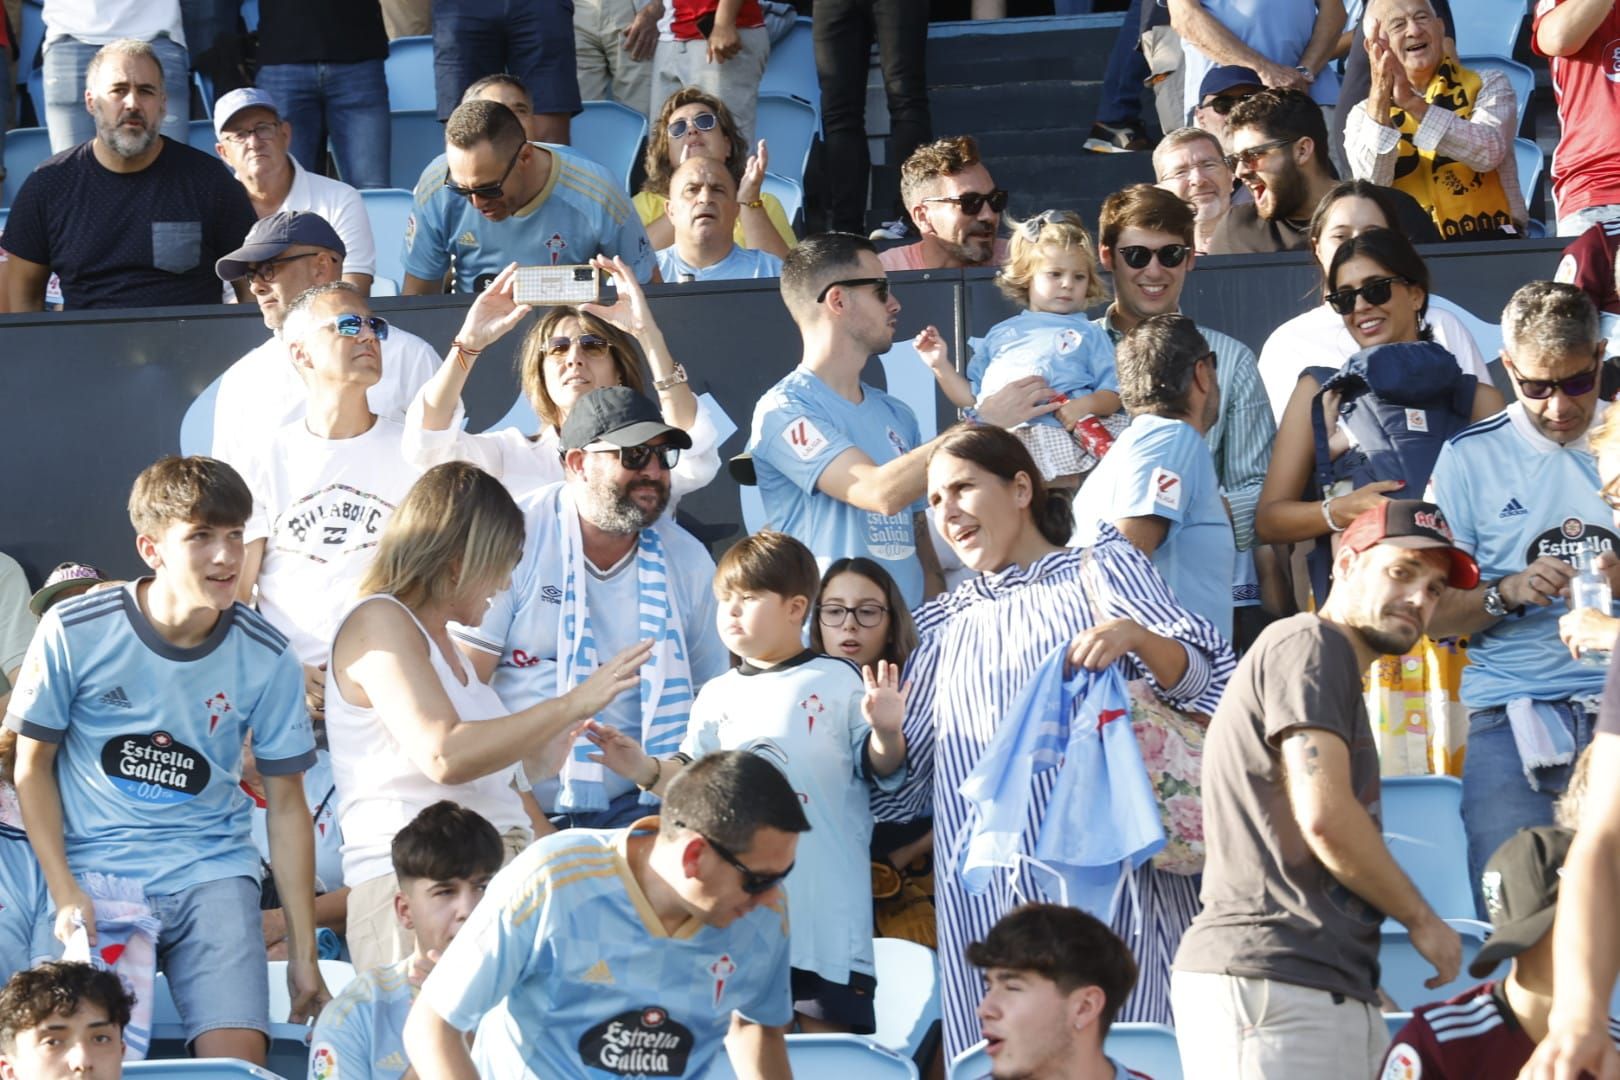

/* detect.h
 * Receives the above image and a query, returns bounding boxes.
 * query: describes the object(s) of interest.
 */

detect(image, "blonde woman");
[325,462,650,971]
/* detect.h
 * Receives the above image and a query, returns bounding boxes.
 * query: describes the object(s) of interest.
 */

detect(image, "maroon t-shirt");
[1555,220,1620,316]
[1381,981,1620,1079]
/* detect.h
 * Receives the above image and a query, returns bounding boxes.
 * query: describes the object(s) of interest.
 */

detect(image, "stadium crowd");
[3,0,1620,1078]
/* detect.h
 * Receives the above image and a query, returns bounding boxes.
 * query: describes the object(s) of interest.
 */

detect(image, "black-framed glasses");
[246,251,319,283]
[816,602,889,628]
[546,334,611,357]
[1199,350,1218,371]
[589,443,681,471]
[1020,208,1083,240]
[675,822,794,895]
[221,121,281,145]
[1224,137,1301,172]
[921,188,1009,216]
[1117,243,1190,270]
[1198,92,1254,117]
[1324,276,1409,315]
[322,313,390,340]
[1505,358,1602,401]
[667,111,719,139]
[444,143,524,200]
[816,277,891,304]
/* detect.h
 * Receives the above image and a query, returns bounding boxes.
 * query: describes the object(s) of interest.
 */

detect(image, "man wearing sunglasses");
[1425,282,1618,910]
[402,99,656,296]
[1191,64,1263,150]
[879,135,1008,272]
[405,751,809,1079]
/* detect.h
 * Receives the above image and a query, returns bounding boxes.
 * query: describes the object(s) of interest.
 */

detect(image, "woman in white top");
[325,461,651,971]
[1256,179,1495,423]
[402,255,723,505]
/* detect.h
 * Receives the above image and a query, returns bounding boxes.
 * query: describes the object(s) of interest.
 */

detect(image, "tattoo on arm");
[1285,730,1321,775]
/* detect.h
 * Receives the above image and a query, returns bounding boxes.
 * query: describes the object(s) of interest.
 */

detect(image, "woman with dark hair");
[875,423,1233,1060]
[1256,179,1495,421]
[634,86,795,256]
[401,256,722,507]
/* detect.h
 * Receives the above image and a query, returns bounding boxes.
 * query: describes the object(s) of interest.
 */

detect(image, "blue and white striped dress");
[874,529,1235,1059]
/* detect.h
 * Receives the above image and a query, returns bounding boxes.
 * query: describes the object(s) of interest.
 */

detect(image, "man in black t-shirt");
[0,39,257,312]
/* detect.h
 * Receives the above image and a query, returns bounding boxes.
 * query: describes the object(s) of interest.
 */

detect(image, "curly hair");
[998,210,1110,309]
[641,87,749,198]
[0,963,132,1054]
[899,134,984,210]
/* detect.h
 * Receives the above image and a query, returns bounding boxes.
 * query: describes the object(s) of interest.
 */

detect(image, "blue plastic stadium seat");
[188,119,219,156]
[709,1034,919,1079]
[1386,1011,1414,1040]
[1380,919,1492,1013]
[193,72,214,119]
[1105,1023,1184,1080]
[240,0,260,33]
[1453,0,1529,61]
[755,93,818,186]
[1459,55,1533,133]
[359,187,416,293]
[124,1060,282,1078]
[2,126,53,208]
[389,109,444,191]
[949,1040,990,1080]
[180,376,222,457]
[20,1,45,119]
[1514,137,1544,217]
[572,100,648,193]
[761,171,803,234]
[758,15,819,117]
[873,938,943,1067]
[386,36,436,113]
[1381,775,1476,925]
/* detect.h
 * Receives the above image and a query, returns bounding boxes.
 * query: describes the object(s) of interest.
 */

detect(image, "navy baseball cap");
[560,387,693,452]
[215,211,346,282]
[213,87,282,140]
[1198,65,1263,103]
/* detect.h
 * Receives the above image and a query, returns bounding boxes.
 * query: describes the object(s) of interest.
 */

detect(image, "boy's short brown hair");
[127,456,254,539]
[714,531,821,605]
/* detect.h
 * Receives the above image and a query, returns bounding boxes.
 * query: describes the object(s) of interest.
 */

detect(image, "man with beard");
[1,39,256,311]
[878,136,1008,272]
[455,387,729,830]
[1208,87,1437,255]
[1172,499,1471,1079]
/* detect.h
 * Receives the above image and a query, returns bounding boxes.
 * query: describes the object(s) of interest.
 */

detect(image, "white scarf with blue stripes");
[554,485,694,811]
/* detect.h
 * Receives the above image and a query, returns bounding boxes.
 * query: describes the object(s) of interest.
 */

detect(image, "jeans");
[256,60,392,189]
[432,0,581,120]
[1095,0,1147,126]
[545,786,649,830]
[1460,698,1596,915]
[814,0,933,232]
[1558,203,1620,238]
[42,34,191,154]
[179,0,244,104]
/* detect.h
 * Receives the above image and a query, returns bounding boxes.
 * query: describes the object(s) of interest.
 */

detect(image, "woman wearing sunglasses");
[402,255,723,508]
[634,88,795,257]
[1257,226,1498,776]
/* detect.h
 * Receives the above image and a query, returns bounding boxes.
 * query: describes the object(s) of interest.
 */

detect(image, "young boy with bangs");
[585,529,907,1034]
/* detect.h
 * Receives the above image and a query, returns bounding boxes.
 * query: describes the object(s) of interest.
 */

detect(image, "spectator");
[574,0,657,119]
[1210,87,1439,255]
[814,0,932,237]
[656,156,784,281]
[7,456,328,1064]
[38,0,190,152]
[637,87,794,256]
[1075,315,1237,639]
[403,751,808,1077]
[1191,64,1263,149]
[1345,0,1525,240]
[0,820,49,984]
[587,531,905,1036]
[253,0,392,191]
[1331,0,1456,180]
[1426,282,1616,895]
[2,39,257,312]
[212,212,438,477]
[1169,0,1344,127]
[241,737,345,962]
[463,72,551,143]
[967,904,1147,1080]
[212,89,377,291]
[1381,826,1595,1077]
[651,0,768,146]
[1532,0,1620,236]
[1256,180,1494,422]
[1082,0,1155,155]
[1173,500,1470,1079]
[0,962,133,1079]
[25,565,111,620]
[875,424,1234,1059]
[404,257,722,505]
[402,99,655,295]
[325,462,646,972]
[881,136,1007,272]
[431,0,579,144]
[1554,218,1620,354]
[234,282,425,670]
[0,556,32,714]
[454,387,730,829]
[1154,126,1238,253]
[308,801,505,1080]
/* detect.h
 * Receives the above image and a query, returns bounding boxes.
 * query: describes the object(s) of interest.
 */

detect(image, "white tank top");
[325,594,528,886]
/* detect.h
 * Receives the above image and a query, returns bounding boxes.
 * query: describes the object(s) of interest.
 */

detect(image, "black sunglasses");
[1223,136,1300,172]
[675,822,794,895]
[667,111,719,139]
[590,443,682,471]
[1116,243,1189,270]
[1199,92,1254,116]
[444,143,524,200]
[1506,359,1602,401]
[921,188,1009,216]
[1324,275,1409,315]
[816,277,891,304]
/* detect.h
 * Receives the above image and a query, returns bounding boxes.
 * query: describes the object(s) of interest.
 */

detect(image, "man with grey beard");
[1,38,256,311]
[454,386,729,831]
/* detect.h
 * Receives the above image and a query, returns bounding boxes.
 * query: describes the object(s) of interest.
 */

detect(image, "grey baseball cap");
[213,87,282,140]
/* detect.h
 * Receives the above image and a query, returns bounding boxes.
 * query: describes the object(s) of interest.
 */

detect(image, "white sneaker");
[868,219,909,241]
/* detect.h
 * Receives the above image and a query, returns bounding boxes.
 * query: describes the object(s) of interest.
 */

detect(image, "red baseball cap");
[1339,499,1480,590]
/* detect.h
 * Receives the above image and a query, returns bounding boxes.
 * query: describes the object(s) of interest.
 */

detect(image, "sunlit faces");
[927,452,1033,572]
[668,158,740,246]
[217,104,291,179]
[714,588,806,660]
[445,139,531,222]
[137,518,245,612]
[1506,343,1606,446]
[824,251,901,356]
[1155,141,1234,226]
[472,83,544,142]
[665,102,729,168]
[296,293,385,386]
[395,874,492,957]
[1229,127,1309,221]
[914,163,1002,266]
[571,435,676,533]
[818,571,892,667]
[1026,245,1093,316]
[1312,196,1392,274]
[86,52,165,159]
[1336,543,1450,656]
[977,967,1103,1080]
[677,825,799,928]
[1101,225,1193,323]
[1372,0,1442,81]
[1329,253,1424,348]
[541,315,625,412]
[250,245,336,331]
[0,1004,124,1080]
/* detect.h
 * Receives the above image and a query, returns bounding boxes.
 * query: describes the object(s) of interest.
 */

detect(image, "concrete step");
[931,79,1106,133]
[926,22,1123,89]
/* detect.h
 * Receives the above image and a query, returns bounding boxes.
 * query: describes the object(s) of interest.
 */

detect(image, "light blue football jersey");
[655,245,783,282]
[5,582,316,895]
[420,822,793,1079]
[0,824,53,982]
[308,955,415,1080]
[968,310,1119,429]
[403,144,656,290]
[747,367,928,608]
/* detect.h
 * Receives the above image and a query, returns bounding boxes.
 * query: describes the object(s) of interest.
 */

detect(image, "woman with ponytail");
[873,423,1235,1060]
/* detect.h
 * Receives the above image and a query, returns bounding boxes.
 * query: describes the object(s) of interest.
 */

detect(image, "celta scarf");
[1391,57,1516,240]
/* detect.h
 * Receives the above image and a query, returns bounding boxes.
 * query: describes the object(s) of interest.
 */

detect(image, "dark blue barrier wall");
[0,238,1565,587]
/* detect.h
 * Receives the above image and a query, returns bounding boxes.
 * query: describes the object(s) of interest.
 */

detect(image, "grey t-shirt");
[1174,612,1385,1002]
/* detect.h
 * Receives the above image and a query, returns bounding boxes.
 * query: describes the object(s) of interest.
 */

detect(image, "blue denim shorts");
[151,876,270,1042]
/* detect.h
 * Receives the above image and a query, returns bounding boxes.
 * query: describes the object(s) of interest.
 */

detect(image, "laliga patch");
[1405,409,1428,432]
[782,417,830,461]
[1525,518,1620,568]
[1554,253,1578,284]
[578,1007,693,1076]
[1381,1042,1421,1079]
[101,731,211,805]
[310,1047,336,1080]
[403,213,416,251]
[1054,328,1083,354]
[1150,467,1183,512]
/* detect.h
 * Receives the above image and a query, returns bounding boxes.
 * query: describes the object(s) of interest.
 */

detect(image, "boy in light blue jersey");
[5,456,328,1063]
[404,751,809,1079]
[401,99,656,295]
[308,801,504,1080]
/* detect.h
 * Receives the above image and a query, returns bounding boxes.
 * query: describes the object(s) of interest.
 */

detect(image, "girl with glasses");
[402,256,723,511]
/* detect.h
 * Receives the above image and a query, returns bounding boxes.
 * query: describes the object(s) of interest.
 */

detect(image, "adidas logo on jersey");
[1499,498,1529,519]
[456,231,478,247]
[99,687,133,709]
[582,960,614,985]
[376,1051,408,1070]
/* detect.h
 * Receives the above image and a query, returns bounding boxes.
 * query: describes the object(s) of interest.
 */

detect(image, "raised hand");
[861,660,909,737]
[456,262,530,352]
[739,140,768,205]
[582,255,655,340]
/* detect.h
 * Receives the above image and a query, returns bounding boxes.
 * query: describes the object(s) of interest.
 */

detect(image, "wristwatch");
[1483,580,1516,618]
[653,363,688,392]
